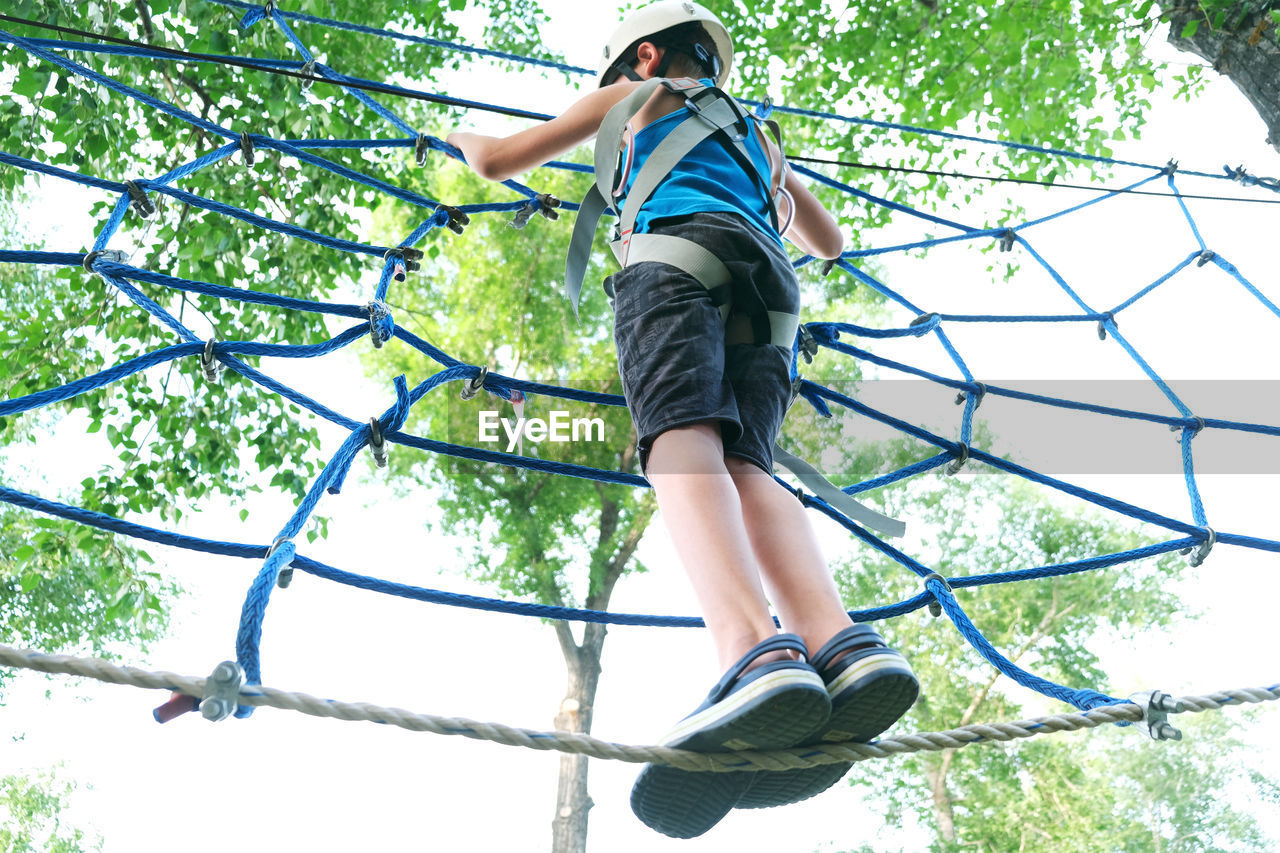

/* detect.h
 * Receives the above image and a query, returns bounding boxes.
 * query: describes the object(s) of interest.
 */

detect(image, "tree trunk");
[1163,2,1280,153]
[550,622,605,853]
[926,759,959,844]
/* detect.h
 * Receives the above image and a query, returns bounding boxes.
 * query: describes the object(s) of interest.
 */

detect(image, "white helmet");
[596,1,733,88]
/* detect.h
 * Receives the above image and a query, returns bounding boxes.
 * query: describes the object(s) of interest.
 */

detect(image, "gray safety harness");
[565,77,906,538]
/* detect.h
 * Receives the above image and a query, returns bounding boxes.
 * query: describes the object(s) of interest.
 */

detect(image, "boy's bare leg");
[724,456,855,655]
[646,423,786,673]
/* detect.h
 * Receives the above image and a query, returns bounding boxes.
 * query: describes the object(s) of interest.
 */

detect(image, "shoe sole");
[736,653,919,810]
[631,669,830,838]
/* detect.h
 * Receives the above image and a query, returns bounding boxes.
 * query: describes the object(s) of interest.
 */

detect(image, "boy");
[447,1,917,837]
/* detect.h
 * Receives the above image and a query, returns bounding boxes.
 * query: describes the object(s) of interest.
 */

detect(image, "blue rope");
[5,6,1279,719]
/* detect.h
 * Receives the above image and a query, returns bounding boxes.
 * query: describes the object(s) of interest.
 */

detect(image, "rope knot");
[366,299,395,348]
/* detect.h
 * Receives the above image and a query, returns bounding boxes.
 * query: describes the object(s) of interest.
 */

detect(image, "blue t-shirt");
[616,84,781,246]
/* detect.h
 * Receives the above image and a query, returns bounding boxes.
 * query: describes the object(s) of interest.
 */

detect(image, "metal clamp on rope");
[82,249,128,273]
[124,180,156,218]
[1096,311,1115,341]
[299,59,317,94]
[415,133,432,167]
[440,204,471,235]
[955,381,987,409]
[199,660,246,722]
[460,366,488,401]
[997,229,1016,252]
[1169,416,1206,439]
[239,131,256,166]
[1181,526,1216,567]
[269,536,296,588]
[922,572,952,618]
[820,258,837,277]
[944,442,970,476]
[1127,689,1185,741]
[200,340,222,383]
[910,312,939,329]
[1163,158,1179,176]
[1196,250,1217,267]
[368,417,389,468]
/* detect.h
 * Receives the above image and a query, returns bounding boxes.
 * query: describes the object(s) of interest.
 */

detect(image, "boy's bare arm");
[446,83,644,182]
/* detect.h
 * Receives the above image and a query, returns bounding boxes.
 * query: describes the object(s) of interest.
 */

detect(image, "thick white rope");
[2,643,1275,772]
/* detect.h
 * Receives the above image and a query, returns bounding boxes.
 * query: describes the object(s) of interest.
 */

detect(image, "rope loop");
[921,571,952,617]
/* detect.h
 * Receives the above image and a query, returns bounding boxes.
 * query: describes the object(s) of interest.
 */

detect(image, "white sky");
[3,4,1279,852]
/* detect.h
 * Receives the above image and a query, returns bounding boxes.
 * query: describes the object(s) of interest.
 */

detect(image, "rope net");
[1,3,1277,741]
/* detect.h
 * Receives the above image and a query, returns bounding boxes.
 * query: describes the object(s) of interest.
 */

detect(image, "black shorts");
[606,211,800,475]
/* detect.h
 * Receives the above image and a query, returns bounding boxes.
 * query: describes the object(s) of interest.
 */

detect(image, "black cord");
[4,12,1278,205]
[0,12,551,122]
[789,156,1280,205]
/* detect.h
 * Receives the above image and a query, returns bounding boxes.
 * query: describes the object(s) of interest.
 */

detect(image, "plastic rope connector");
[512,194,560,229]
[123,180,156,218]
[955,381,987,409]
[82,249,128,273]
[922,572,952,618]
[199,660,246,722]
[797,324,818,364]
[384,246,423,282]
[460,366,488,401]
[239,131,256,166]
[440,204,470,235]
[1181,526,1216,567]
[368,416,389,468]
[299,59,317,94]
[200,339,222,383]
[1127,689,1186,741]
[944,442,970,476]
